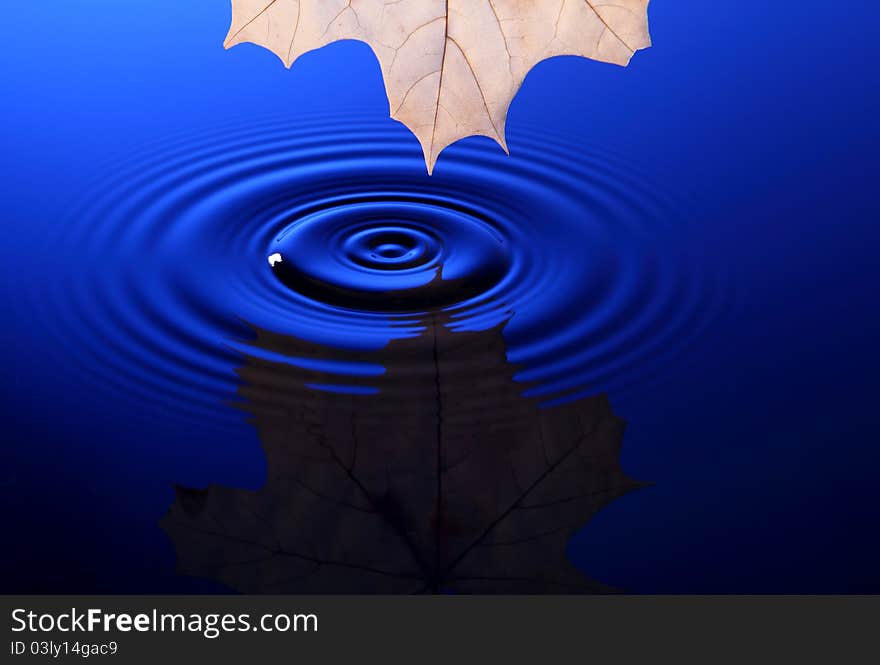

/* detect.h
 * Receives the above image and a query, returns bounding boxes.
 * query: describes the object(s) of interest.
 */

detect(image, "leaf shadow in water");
[161,309,647,593]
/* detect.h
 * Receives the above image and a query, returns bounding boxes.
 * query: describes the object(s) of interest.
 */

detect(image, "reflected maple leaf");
[161,312,646,593]
[224,0,651,172]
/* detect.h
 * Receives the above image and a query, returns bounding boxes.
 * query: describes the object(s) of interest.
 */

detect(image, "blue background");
[1,1,879,592]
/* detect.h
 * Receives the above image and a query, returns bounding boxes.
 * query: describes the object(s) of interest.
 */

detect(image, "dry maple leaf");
[161,312,645,593]
[224,0,652,172]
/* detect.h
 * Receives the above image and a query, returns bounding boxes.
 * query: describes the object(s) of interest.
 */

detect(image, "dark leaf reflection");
[161,310,645,593]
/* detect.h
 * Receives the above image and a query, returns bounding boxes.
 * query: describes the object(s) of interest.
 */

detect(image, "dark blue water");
[1,1,878,592]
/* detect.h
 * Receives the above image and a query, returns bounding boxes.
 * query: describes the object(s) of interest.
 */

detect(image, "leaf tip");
[497,135,510,156]
[423,147,438,176]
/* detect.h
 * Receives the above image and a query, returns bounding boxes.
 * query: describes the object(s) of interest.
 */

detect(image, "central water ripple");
[44,114,726,426]
[269,195,510,311]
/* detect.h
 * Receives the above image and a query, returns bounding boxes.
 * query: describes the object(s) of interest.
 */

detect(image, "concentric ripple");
[269,194,509,311]
[43,113,728,426]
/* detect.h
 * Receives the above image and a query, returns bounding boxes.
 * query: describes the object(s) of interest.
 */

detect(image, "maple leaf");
[224,0,652,172]
[161,313,646,593]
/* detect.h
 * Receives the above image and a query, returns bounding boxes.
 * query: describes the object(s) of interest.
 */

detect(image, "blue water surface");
[1,1,878,592]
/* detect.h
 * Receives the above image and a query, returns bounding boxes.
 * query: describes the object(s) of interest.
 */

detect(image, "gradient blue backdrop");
[1,1,878,592]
